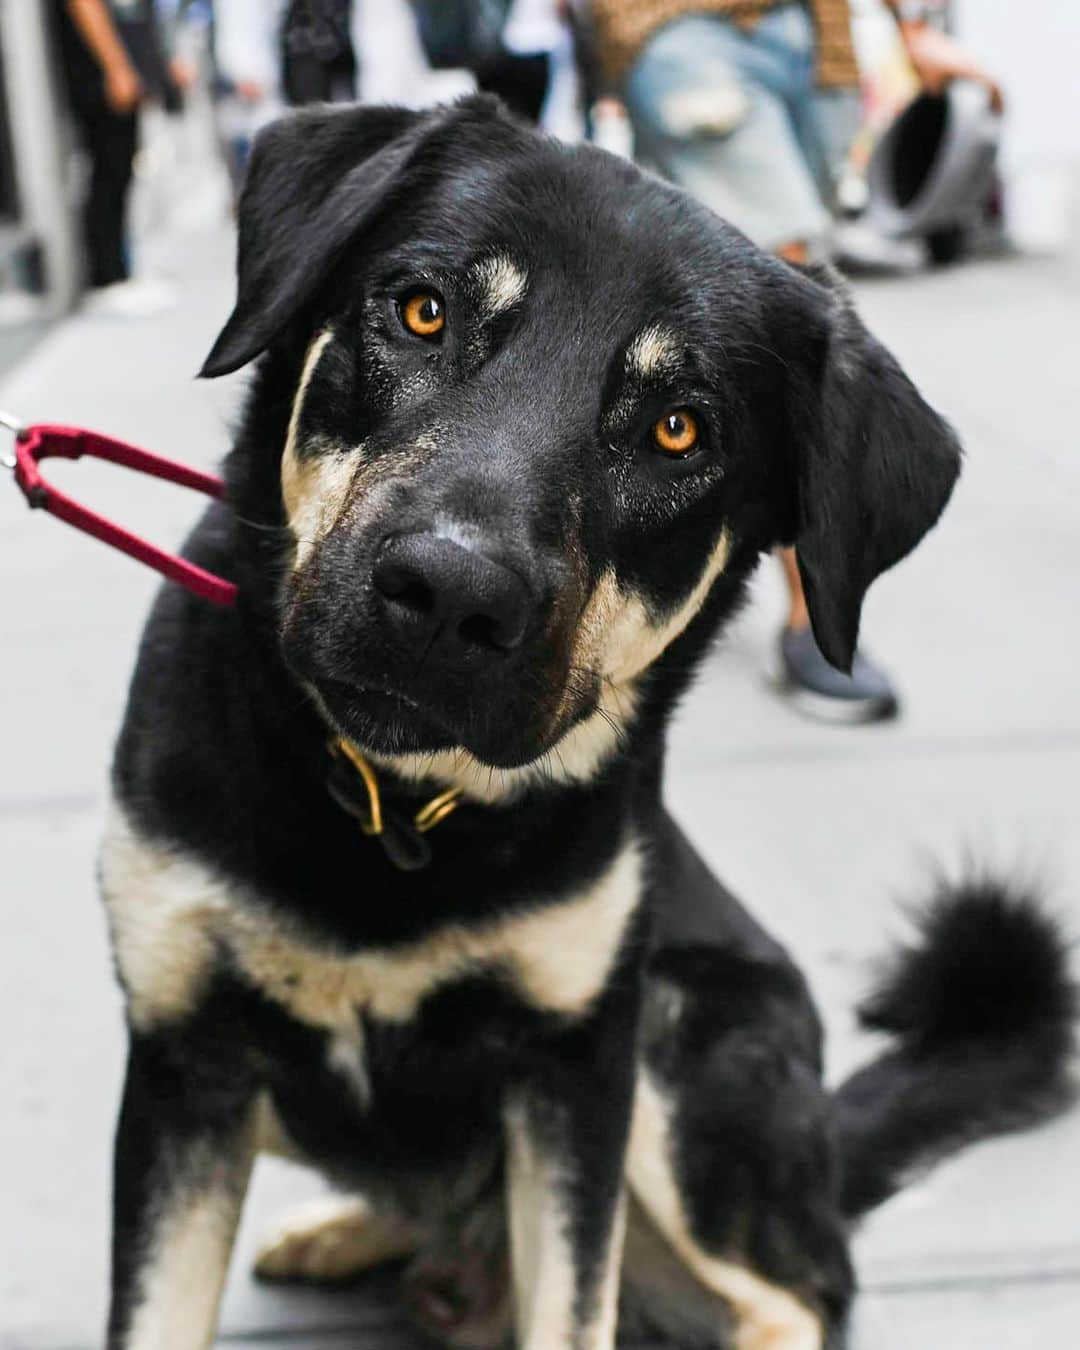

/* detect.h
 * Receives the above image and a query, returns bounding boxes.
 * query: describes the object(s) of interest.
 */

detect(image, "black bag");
[408,0,512,70]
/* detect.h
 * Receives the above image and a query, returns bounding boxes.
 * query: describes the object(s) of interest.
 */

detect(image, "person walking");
[409,0,579,128]
[52,0,178,314]
[587,0,1000,722]
[281,0,358,105]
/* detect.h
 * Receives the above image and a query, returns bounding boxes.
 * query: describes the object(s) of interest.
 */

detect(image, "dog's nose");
[373,533,532,662]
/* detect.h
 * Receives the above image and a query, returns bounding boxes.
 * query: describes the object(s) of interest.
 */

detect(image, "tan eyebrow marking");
[626,325,681,379]
[473,254,529,316]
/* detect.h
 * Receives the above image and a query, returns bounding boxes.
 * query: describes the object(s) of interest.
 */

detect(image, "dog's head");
[204,98,959,785]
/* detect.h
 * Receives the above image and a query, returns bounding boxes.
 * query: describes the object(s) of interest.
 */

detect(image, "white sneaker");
[82,277,178,318]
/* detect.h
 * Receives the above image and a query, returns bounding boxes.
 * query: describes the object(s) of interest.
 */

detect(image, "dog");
[99,97,1075,1350]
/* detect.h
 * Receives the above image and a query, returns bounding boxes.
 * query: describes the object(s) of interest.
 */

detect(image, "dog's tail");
[834,878,1076,1221]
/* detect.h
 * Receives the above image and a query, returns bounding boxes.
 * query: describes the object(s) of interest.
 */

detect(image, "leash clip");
[5,421,238,605]
[0,408,25,468]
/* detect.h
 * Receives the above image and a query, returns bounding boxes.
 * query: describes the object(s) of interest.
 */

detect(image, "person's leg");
[67,101,100,283]
[778,541,810,629]
[283,51,333,106]
[791,88,861,221]
[327,51,357,103]
[80,105,137,288]
[624,14,830,254]
[476,52,552,125]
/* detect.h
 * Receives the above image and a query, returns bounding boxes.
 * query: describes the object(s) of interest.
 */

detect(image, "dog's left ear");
[201,103,429,377]
[786,268,962,671]
[201,97,509,378]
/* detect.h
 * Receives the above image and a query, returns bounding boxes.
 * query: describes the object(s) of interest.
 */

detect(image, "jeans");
[624,4,859,251]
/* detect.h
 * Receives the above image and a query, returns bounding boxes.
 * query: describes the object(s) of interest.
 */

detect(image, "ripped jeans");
[624,3,859,251]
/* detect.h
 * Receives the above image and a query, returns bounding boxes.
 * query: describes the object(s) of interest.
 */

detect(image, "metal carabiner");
[0,408,26,468]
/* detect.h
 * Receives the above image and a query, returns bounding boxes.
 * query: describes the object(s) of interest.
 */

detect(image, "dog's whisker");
[232,512,293,535]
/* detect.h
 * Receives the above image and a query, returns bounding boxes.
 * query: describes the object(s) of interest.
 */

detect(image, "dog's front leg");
[503,1009,637,1350]
[106,1035,258,1350]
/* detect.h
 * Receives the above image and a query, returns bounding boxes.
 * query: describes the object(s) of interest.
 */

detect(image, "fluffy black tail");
[835,878,1076,1220]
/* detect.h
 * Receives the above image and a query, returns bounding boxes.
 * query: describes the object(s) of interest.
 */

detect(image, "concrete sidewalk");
[1,220,1077,1349]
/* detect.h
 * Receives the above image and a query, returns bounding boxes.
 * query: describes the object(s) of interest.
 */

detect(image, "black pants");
[475,52,551,125]
[283,51,357,106]
[70,102,138,288]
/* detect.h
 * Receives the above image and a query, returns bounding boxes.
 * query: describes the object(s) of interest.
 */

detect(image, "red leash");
[2,411,238,607]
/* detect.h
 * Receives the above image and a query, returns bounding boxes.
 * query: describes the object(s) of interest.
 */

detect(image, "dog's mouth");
[309,671,597,771]
[280,543,600,770]
[314,677,456,756]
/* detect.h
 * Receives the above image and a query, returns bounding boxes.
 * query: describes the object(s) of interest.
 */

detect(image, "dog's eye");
[652,409,700,457]
[400,290,446,340]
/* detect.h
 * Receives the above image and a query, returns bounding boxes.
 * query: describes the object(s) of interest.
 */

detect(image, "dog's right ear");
[200,103,435,377]
[782,265,962,672]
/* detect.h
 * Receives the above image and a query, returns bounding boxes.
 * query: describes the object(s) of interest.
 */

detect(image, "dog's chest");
[101,803,643,1059]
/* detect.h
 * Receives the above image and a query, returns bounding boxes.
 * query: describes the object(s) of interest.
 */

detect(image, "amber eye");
[400,290,446,338]
[652,409,700,456]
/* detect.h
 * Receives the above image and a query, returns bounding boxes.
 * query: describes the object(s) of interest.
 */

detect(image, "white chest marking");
[100,804,230,1028]
[101,803,642,1042]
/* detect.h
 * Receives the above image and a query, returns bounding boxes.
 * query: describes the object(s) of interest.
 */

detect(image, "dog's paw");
[253,1195,420,1284]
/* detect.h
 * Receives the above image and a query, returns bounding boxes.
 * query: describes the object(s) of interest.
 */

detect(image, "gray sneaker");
[777,625,900,724]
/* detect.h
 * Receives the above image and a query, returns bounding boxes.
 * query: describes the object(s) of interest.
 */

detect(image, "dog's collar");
[327,738,464,871]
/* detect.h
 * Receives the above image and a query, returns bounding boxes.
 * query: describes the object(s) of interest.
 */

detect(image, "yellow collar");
[330,738,464,870]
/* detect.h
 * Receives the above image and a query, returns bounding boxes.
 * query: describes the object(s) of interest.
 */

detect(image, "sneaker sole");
[773,674,900,726]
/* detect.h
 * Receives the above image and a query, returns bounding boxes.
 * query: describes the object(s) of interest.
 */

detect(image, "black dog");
[100,98,1074,1350]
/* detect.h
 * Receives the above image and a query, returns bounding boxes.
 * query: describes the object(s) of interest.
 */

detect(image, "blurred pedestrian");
[587,0,999,722]
[212,0,286,191]
[212,0,472,162]
[410,0,569,126]
[482,0,565,123]
[52,0,179,315]
[213,0,358,115]
[281,0,358,105]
